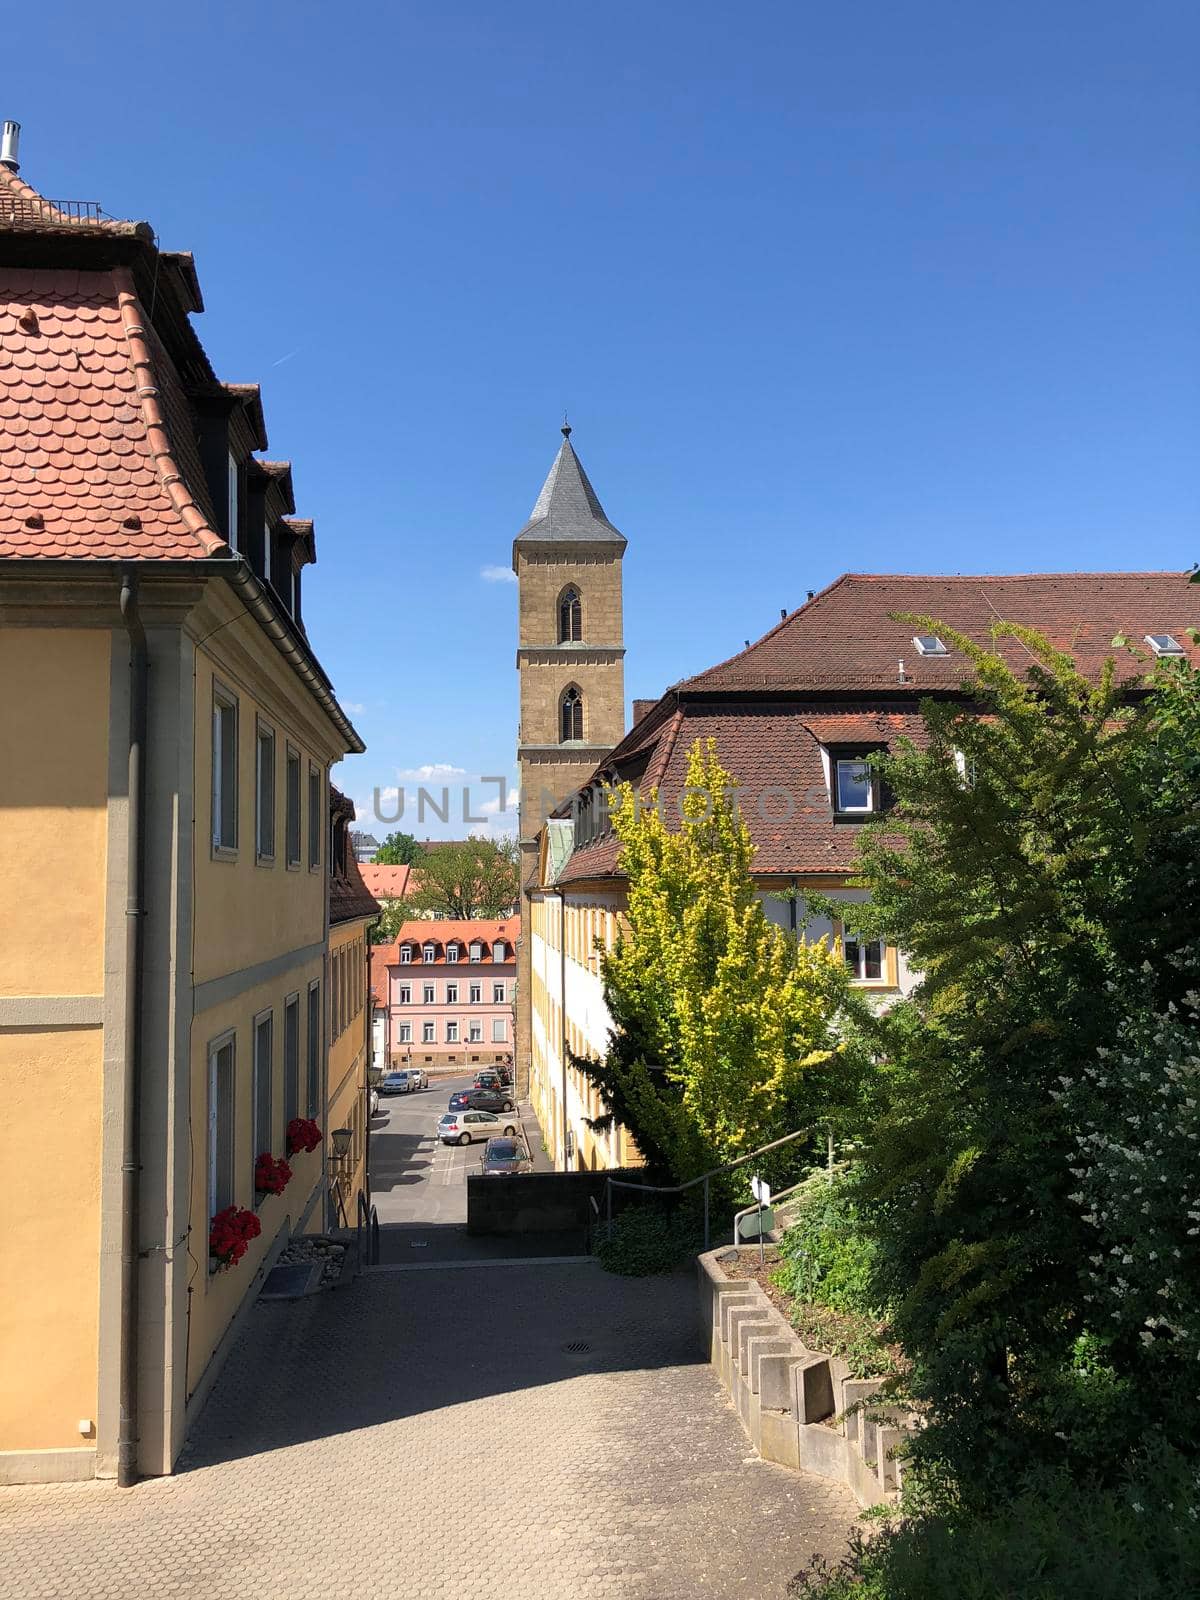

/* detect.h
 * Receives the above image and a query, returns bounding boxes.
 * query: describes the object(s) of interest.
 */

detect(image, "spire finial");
[561,412,572,440]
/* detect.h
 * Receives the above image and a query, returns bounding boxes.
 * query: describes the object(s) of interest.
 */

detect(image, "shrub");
[774,1169,883,1320]
[789,1446,1200,1600]
[594,1204,703,1276]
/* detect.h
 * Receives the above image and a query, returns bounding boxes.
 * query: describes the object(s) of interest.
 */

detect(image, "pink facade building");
[372,919,517,1071]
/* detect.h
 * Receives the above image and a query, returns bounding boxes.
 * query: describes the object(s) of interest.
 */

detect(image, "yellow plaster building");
[0,154,368,1482]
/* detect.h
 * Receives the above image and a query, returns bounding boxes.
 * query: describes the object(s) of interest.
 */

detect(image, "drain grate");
[562,1340,591,1354]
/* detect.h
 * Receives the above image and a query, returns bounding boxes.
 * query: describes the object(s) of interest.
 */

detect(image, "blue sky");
[12,1,1198,833]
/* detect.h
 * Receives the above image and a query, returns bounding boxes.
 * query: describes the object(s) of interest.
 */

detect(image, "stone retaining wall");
[697,1247,915,1508]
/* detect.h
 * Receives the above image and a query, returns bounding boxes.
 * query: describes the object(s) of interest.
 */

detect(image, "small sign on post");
[749,1174,772,1264]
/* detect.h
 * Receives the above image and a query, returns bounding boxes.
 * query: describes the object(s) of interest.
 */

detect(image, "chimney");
[780,607,788,621]
[0,121,20,173]
[631,698,657,727]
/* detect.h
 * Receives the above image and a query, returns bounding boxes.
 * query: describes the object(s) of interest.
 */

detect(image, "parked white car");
[438,1109,518,1146]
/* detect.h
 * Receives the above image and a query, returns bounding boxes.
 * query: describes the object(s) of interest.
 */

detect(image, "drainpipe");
[117,570,148,1488]
[553,889,568,1171]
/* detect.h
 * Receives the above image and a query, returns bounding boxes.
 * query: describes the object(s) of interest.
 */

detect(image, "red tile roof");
[0,263,228,559]
[390,919,519,963]
[358,863,414,900]
[555,570,1197,886]
[370,943,394,1007]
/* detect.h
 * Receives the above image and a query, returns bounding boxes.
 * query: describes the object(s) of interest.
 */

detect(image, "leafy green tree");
[368,896,413,945]
[576,740,856,1185]
[405,836,518,920]
[842,620,1200,1499]
[373,831,421,865]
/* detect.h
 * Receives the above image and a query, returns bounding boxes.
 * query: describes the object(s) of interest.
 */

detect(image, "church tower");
[513,427,626,1081]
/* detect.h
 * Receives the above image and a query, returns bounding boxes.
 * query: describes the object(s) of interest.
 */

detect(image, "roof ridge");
[112,268,229,557]
[681,573,854,687]
[837,570,1189,582]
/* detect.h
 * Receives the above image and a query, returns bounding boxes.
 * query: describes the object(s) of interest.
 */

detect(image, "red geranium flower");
[286,1117,323,1156]
[254,1151,293,1195]
[209,1205,262,1270]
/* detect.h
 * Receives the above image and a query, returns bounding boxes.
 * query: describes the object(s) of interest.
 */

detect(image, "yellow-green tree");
[576,740,852,1182]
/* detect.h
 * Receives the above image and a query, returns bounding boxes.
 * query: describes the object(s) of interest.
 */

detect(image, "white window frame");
[843,931,885,983]
[469,982,482,1005]
[423,983,435,1005]
[422,1021,435,1044]
[493,942,506,962]
[423,944,436,963]
[835,758,874,814]
[446,982,458,1004]
[469,943,482,963]
[285,743,302,868]
[398,983,411,1005]
[252,1009,274,1186]
[255,718,276,862]
[399,945,412,964]
[446,944,459,963]
[398,1021,412,1044]
[212,681,239,854]
[208,1031,236,1219]
[446,1020,459,1043]
[492,981,506,1004]
[492,1018,507,1043]
[468,1020,483,1043]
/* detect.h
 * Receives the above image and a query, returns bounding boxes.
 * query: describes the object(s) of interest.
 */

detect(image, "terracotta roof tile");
[358,863,413,900]
[390,919,520,963]
[0,266,228,558]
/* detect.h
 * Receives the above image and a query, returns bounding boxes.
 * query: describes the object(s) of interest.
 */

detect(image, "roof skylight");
[1145,634,1184,656]
[912,634,948,656]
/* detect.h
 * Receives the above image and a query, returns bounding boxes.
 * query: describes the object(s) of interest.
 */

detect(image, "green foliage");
[368,896,412,945]
[574,740,860,1186]
[775,1171,882,1320]
[787,1303,901,1380]
[593,1205,702,1276]
[405,836,518,919]
[840,621,1200,1499]
[373,831,421,865]
[788,1446,1200,1600]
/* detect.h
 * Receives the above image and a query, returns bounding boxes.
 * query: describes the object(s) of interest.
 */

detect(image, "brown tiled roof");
[0,164,147,238]
[554,570,1196,887]
[329,788,382,926]
[0,266,229,558]
[685,572,1197,692]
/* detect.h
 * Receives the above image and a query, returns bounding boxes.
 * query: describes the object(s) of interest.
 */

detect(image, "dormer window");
[446,944,459,963]
[835,758,874,813]
[422,943,436,963]
[912,634,947,656]
[227,451,240,553]
[399,945,412,964]
[469,942,482,962]
[493,941,506,962]
[1145,633,1184,656]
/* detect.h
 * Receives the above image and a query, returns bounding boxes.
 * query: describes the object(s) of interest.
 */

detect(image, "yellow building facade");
[0,162,366,1482]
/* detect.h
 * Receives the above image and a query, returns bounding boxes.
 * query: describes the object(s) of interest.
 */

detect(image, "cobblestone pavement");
[0,1263,856,1600]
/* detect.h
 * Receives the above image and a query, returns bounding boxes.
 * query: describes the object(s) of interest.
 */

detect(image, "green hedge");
[789,1448,1200,1600]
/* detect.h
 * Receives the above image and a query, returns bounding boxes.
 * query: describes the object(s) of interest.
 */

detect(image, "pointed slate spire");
[514,430,626,547]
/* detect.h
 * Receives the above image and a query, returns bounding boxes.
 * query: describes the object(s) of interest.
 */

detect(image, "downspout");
[554,889,568,1171]
[117,570,148,1488]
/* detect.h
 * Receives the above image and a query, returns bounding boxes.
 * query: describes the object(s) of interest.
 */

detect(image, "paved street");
[0,1264,856,1600]
[368,1073,583,1264]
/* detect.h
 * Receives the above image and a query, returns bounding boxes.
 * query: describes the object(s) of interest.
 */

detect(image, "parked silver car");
[408,1067,428,1090]
[438,1109,517,1146]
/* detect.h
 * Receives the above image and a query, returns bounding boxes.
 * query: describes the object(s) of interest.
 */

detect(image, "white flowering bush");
[1056,983,1200,1452]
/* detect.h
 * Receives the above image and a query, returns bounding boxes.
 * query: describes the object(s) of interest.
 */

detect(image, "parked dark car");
[479,1137,533,1176]
[463,1087,515,1114]
[448,1091,472,1111]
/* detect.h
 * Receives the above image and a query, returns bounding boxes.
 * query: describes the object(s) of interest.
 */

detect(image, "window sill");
[211,843,238,863]
[832,811,875,825]
[256,852,275,867]
[286,857,302,871]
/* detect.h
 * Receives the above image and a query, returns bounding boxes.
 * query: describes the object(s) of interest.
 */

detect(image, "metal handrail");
[604,1125,813,1250]
[355,1189,380,1269]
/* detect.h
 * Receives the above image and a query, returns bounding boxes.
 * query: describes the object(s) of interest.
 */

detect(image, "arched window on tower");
[560,686,583,743]
[559,586,582,643]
